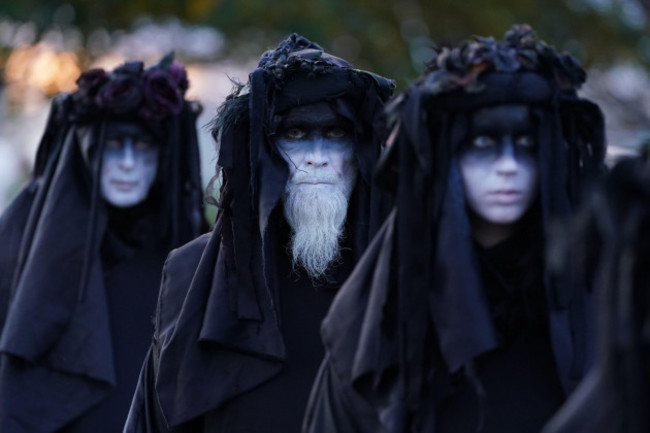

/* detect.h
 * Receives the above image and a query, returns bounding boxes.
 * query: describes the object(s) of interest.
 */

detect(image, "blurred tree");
[0,0,648,88]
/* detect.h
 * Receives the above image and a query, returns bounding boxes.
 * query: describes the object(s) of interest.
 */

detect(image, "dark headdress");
[0,55,205,431]
[543,148,650,433]
[320,25,606,432]
[150,34,395,426]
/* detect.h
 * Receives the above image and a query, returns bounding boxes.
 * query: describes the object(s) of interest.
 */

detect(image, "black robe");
[434,217,565,433]
[0,205,171,433]
[59,210,167,432]
[303,211,595,433]
[125,211,357,432]
[0,94,205,433]
[122,34,393,433]
[542,155,650,433]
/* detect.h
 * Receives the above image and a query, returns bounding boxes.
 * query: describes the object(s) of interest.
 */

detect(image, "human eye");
[471,136,495,149]
[325,126,350,140]
[134,140,155,151]
[281,128,307,140]
[105,138,122,150]
[515,134,535,149]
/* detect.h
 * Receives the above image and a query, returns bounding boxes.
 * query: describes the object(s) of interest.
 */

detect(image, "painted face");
[276,102,358,277]
[459,104,539,226]
[100,121,159,208]
[276,102,358,197]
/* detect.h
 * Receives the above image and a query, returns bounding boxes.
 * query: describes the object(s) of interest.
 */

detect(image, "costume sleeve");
[123,345,171,433]
[541,372,604,433]
[0,186,38,331]
[123,252,177,433]
[124,237,209,433]
[303,354,385,433]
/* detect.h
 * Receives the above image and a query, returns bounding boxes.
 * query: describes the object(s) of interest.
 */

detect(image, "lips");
[488,190,523,204]
[110,179,139,191]
[296,181,334,185]
[293,175,338,186]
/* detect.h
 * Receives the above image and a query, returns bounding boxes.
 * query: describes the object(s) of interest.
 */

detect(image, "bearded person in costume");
[303,25,606,433]
[0,55,205,433]
[542,148,650,433]
[123,34,394,433]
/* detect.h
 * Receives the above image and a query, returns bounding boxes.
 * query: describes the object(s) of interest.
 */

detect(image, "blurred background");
[1,0,649,212]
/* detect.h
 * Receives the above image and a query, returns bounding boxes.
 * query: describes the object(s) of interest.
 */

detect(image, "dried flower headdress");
[71,52,189,122]
[422,24,586,96]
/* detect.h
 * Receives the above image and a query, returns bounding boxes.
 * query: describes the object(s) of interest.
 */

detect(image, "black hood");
[210,33,395,322]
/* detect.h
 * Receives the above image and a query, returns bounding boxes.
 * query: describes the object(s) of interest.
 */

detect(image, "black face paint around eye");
[276,101,353,143]
[460,104,537,162]
[462,139,537,163]
[103,120,158,149]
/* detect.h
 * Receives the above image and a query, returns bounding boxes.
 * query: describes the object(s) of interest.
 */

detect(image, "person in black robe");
[0,55,206,433]
[303,25,606,433]
[123,34,394,433]
[541,147,650,433]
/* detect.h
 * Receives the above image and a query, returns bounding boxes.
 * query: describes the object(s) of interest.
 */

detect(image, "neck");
[469,214,519,248]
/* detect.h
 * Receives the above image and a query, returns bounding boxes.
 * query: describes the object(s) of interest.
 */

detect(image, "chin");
[484,210,526,225]
[106,193,146,208]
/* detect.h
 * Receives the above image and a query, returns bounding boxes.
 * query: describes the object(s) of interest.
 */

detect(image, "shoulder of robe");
[155,232,212,342]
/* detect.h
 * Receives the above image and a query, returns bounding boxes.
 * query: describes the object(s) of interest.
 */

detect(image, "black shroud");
[0,61,205,432]
[304,25,607,433]
[123,34,395,432]
[542,149,650,433]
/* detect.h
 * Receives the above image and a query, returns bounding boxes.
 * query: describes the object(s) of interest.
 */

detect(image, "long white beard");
[283,171,356,279]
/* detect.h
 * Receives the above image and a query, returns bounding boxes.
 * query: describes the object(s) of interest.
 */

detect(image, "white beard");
[283,171,356,279]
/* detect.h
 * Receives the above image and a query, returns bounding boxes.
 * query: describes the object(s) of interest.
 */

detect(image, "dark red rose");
[95,74,144,114]
[140,68,183,119]
[75,69,108,99]
[169,62,189,94]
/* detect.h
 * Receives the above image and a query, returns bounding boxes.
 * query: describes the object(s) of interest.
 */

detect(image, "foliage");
[0,0,648,89]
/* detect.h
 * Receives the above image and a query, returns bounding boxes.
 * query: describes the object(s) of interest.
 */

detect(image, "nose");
[495,142,518,176]
[305,140,329,167]
[119,140,136,171]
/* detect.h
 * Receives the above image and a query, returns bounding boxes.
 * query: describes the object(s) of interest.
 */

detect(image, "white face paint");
[459,105,539,233]
[100,122,159,208]
[276,102,358,278]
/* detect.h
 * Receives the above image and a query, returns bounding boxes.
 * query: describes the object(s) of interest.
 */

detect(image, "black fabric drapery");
[126,34,395,430]
[312,26,607,433]
[543,151,650,433]
[0,69,205,432]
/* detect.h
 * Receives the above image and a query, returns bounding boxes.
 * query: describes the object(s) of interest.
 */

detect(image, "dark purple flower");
[95,73,144,114]
[75,69,108,99]
[559,53,586,88]
[169,62,189,94]
[140,68,183,119]
[114,61,144,76]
